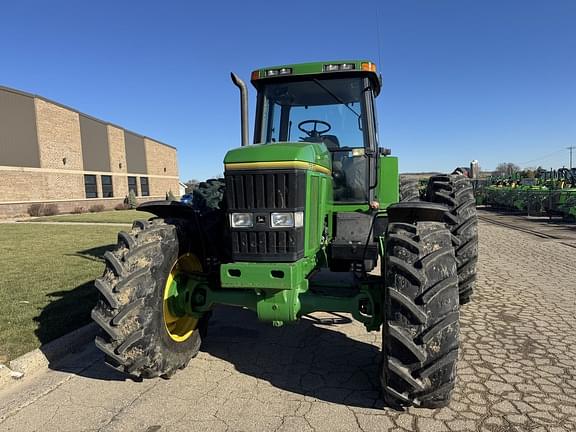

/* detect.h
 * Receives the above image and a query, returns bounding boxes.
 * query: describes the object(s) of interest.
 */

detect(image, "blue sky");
[1,1,574,179]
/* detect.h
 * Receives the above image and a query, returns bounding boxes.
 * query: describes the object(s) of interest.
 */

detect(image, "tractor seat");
[320,135,340,151]
[301,135,340,151]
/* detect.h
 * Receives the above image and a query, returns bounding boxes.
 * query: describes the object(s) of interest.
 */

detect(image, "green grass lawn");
[28,209,154,224]
[0,223,126,362]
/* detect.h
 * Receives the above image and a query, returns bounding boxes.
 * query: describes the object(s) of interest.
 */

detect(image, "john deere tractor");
[92,61,478,408]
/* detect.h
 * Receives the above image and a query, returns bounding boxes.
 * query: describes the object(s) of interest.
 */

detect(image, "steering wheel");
[298,120,331,138]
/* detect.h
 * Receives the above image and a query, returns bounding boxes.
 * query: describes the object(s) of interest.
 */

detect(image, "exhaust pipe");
[230,73,249,146]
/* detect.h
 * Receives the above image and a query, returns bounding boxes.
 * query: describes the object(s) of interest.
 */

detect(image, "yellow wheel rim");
[163,253,201,342]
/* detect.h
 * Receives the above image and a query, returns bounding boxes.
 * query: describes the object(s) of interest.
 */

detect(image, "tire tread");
[381,221,460,408]
[425,174,478,304]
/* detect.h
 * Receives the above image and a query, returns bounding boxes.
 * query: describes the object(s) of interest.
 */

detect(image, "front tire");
[92,218,210,379]
[381,221,460,408]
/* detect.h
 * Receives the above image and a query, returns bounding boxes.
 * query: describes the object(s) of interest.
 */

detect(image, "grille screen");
[231,230,298,255]
[225,170,305,210]
[225,169,306,262]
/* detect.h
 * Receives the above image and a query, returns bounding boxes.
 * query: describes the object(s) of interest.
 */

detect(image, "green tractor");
[92,60,478,408]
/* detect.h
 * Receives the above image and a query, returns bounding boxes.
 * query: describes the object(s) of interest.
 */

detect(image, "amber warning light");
[361,62,377,72]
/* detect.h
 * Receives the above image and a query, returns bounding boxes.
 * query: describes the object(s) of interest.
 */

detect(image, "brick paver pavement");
[0,221,575,431]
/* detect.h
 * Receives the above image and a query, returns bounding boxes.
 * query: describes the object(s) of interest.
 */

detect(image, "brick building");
[0,86,180,218]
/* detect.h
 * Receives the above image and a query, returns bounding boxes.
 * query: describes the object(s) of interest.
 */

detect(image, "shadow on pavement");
[36,255,384,405]
[201,307,384,409]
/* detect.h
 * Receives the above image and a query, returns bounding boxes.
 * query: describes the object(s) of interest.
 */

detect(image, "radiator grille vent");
[224,169,307,262]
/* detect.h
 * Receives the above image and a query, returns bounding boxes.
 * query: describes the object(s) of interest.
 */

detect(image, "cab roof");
[251,60,381,96]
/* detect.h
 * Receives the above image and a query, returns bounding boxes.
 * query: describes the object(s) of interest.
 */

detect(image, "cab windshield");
[257,77,372,202]
[259,77,366,147]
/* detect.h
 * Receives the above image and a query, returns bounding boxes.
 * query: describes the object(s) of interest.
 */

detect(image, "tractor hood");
[224,142,331,174]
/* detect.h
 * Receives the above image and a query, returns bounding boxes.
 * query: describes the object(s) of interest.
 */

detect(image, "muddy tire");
[381,221,459,408]
[91,218,210,379]
[425,174,478,304]
[400,176,420,202]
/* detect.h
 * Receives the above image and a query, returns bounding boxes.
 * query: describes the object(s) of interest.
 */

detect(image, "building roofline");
[0,84,177,150]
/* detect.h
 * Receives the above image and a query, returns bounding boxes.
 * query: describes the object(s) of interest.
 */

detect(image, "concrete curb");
[0,322,98,390]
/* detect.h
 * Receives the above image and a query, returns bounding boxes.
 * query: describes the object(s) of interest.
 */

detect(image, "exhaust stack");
[230,73,249,146]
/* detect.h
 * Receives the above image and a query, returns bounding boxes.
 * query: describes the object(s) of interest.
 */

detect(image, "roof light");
[251,70,260,80]
[361,62,377,72]
[263,68,293,77]
[324,63,357,72]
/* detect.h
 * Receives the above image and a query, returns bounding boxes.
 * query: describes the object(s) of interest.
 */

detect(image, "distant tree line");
[494,162,546,178]
[183,174,224,194]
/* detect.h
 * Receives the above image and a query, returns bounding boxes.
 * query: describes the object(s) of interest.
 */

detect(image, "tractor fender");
[137,200,201,219]
[387,201,449,224]
[138,200,228,261]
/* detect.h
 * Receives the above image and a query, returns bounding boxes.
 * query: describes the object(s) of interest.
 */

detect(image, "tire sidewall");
[142,222,203,374]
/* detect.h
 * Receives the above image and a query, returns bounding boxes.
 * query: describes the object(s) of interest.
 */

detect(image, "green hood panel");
[224,143,331,169]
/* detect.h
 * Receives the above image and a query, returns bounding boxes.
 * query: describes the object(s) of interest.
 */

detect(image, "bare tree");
[494,162,520,177]
[184,179,200,194]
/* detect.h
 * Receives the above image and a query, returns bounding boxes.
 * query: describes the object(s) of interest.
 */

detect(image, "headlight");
[230,213,253,228]
[271,212,294,228]
[271,212,304,228]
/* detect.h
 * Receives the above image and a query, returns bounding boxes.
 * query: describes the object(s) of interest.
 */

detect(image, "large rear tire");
[193,178,225,212]
[92,218,211,379]
[425,174,478,304]
[399,176,420,202]
[381,221,459,408]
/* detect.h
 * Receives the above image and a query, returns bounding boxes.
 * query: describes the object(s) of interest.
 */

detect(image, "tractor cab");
[223,61,389,268]
[251,61,382,203]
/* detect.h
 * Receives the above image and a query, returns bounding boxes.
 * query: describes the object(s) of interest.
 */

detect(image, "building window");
[84,175,98,198]
[128,176,138,196]
[140,177,150,196]
[101,175,113,198]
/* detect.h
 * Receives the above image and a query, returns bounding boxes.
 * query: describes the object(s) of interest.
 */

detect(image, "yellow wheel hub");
[163,253,201,342]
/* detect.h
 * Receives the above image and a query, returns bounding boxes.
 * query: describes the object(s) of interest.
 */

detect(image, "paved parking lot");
[0,221,575,432]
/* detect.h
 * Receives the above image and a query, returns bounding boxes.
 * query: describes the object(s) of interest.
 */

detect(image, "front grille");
[225,169,306,262]
[231,230,297,255]
[225,170,305,210]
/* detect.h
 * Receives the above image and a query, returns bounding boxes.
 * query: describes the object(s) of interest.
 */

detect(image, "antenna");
[375,6,383,71]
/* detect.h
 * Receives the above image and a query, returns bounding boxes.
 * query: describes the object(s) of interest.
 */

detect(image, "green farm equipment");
[92,61,478,408]
[483,168,576,219]
[541,168,576,220]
